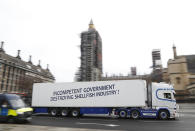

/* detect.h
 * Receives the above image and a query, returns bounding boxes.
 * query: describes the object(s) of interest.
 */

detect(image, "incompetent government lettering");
[50,84,119,101]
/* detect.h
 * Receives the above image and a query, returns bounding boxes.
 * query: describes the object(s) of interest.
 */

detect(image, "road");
[0,103,195,131]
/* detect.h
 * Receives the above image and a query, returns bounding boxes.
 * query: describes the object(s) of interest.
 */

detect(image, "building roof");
[0,51,55,80]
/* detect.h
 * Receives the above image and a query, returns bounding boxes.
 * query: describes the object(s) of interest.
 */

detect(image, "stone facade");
[162,68,169,83]
[0,42,55,94]
[166,45,195,101]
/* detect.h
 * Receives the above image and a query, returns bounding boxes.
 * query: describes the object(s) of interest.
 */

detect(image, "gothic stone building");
[0,42,55,94]
[166,45,195,101]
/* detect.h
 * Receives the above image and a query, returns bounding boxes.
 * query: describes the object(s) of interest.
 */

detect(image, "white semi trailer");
[32,80,179,119]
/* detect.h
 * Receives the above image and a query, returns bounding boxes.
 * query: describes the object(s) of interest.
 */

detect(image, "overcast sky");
[0,0,195,82]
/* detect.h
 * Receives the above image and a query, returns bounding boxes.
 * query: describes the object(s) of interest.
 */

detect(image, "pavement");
[0,124,118,131]
[0,103,195,131]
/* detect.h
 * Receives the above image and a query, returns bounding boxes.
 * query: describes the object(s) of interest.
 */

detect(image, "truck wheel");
[50,108,58,116]
[159,110,169,120]
[131,110,140,119]
[61,109,69,117]
[71,109,80,117]
[119,110,127,118]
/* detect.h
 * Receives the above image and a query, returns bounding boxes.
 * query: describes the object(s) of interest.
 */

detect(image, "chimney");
[28,55,32,64]
[16,50,21,59]
[173,44,177,59]
[37,60,41,67]
[46,64,50,71]
[0,41,5,53]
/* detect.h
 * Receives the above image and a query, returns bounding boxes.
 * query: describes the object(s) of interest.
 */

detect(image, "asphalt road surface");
[0,103,195,131]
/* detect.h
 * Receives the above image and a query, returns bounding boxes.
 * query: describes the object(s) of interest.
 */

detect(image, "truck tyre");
[119,110,127,118]
[131,110,140,119]
[61,109,69,117]
[71,109,80,117]
[158,110,169,120]
[50,108,58,116]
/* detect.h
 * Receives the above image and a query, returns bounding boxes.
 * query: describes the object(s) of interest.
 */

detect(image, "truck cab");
[116,82,179,120]
[151,83,179,119]
[0,93,33,123]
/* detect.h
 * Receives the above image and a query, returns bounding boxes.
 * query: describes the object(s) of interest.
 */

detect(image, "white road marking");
[76,122,120,127]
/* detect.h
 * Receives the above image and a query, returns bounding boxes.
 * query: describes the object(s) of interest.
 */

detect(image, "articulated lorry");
[32,80,179,119]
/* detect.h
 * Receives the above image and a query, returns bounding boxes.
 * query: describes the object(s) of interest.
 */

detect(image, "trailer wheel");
[119,110,127,118]
[50,108,58,116]
[71,109,80,117]
[131,110,140,119]
[61,109,69,117]
[158,110,169,120]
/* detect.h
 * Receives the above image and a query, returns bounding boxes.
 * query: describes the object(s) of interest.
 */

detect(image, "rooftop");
[0,47,55,80]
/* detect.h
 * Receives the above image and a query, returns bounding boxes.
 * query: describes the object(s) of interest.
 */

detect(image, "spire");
[28,55,32,64]
[89,19,93,25]
[0,41,5,53]
[16,50,21,59]
[89,19,95,29]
